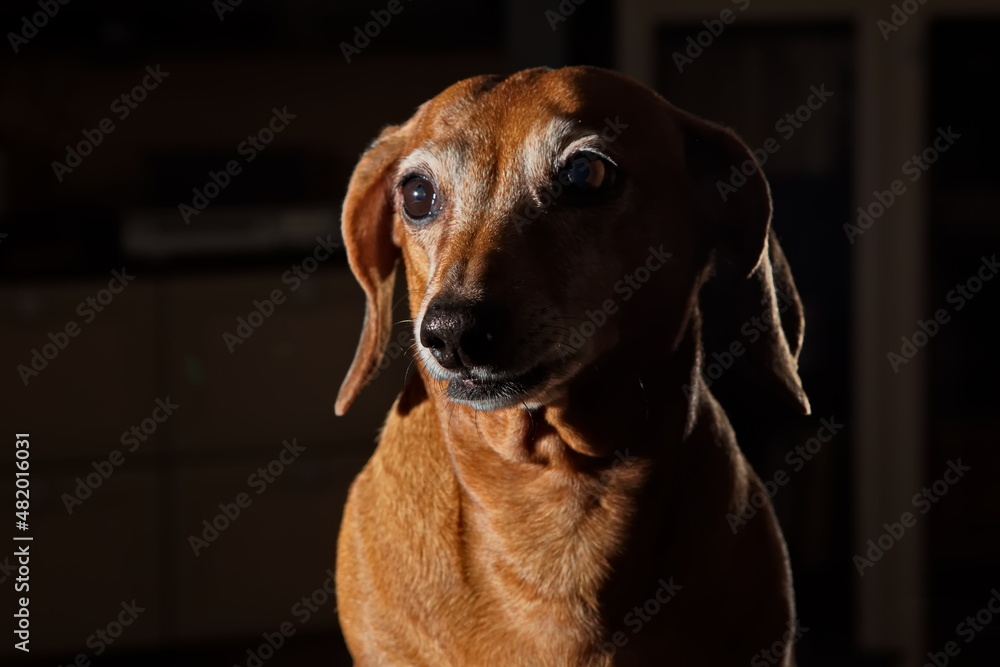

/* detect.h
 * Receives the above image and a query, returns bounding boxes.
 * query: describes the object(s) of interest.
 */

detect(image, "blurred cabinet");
[171,456,363,643]
[649,21,854,664]
[0,471,162,659]
[925,21,1000,665]
[163,268,399,454]
[0,265,404,659]
[0,281,159,461]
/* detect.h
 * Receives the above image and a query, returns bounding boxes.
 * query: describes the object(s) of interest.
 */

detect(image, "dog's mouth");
[444,362,556,410]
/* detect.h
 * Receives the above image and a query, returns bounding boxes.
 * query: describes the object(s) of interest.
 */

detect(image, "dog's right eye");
[401,176,441,223]
[565,154,609,188]
[555,151,621,202]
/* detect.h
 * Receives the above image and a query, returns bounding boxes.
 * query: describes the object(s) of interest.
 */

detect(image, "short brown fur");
[335,66,808,666]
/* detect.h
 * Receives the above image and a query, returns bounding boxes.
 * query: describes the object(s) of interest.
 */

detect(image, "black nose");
[419,299,505,370]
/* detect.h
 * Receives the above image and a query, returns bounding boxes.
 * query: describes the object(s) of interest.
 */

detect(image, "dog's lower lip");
[445,365,549,408]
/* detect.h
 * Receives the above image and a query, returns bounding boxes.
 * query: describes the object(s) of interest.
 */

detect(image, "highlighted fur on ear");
[729,230,810,414]
[683,116,810,415]
[335,126,406,416]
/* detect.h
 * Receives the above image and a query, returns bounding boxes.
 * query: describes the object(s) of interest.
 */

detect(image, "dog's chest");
[445,454,646,662]
[356,406,652,664]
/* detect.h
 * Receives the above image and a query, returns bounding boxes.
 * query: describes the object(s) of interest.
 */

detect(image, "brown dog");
[334,66,809,666]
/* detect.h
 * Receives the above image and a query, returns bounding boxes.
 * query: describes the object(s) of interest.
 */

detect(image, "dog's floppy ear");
[335,125,406,416]
[681,115,810,415]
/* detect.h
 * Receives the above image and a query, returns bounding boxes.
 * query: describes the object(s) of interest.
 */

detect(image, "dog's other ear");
[681,115,810,415]
[681,114,771,278]
[335,125,406,416]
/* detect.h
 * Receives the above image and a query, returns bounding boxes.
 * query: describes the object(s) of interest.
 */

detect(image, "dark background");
[1,1,998,665]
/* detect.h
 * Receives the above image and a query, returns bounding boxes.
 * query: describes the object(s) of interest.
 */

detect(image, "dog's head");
[334,66,808,416]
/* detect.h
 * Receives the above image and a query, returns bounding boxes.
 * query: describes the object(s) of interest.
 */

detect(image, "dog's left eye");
[401,175,441,222]
[559,152,618,193]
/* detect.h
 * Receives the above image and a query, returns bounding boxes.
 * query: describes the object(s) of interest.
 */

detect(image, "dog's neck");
[410,323,701,655]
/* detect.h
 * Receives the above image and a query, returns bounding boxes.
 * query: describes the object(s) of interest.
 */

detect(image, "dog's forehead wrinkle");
[418,96,600,198]
[400,139,470,172]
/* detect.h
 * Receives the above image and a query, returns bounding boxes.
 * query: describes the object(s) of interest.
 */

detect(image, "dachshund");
[333,66,809,666]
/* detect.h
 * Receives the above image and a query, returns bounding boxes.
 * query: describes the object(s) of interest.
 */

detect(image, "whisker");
[637,376,649,422]
[403,356,419,387]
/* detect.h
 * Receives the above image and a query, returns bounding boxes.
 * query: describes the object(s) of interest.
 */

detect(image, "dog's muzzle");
[418,298,549,409]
